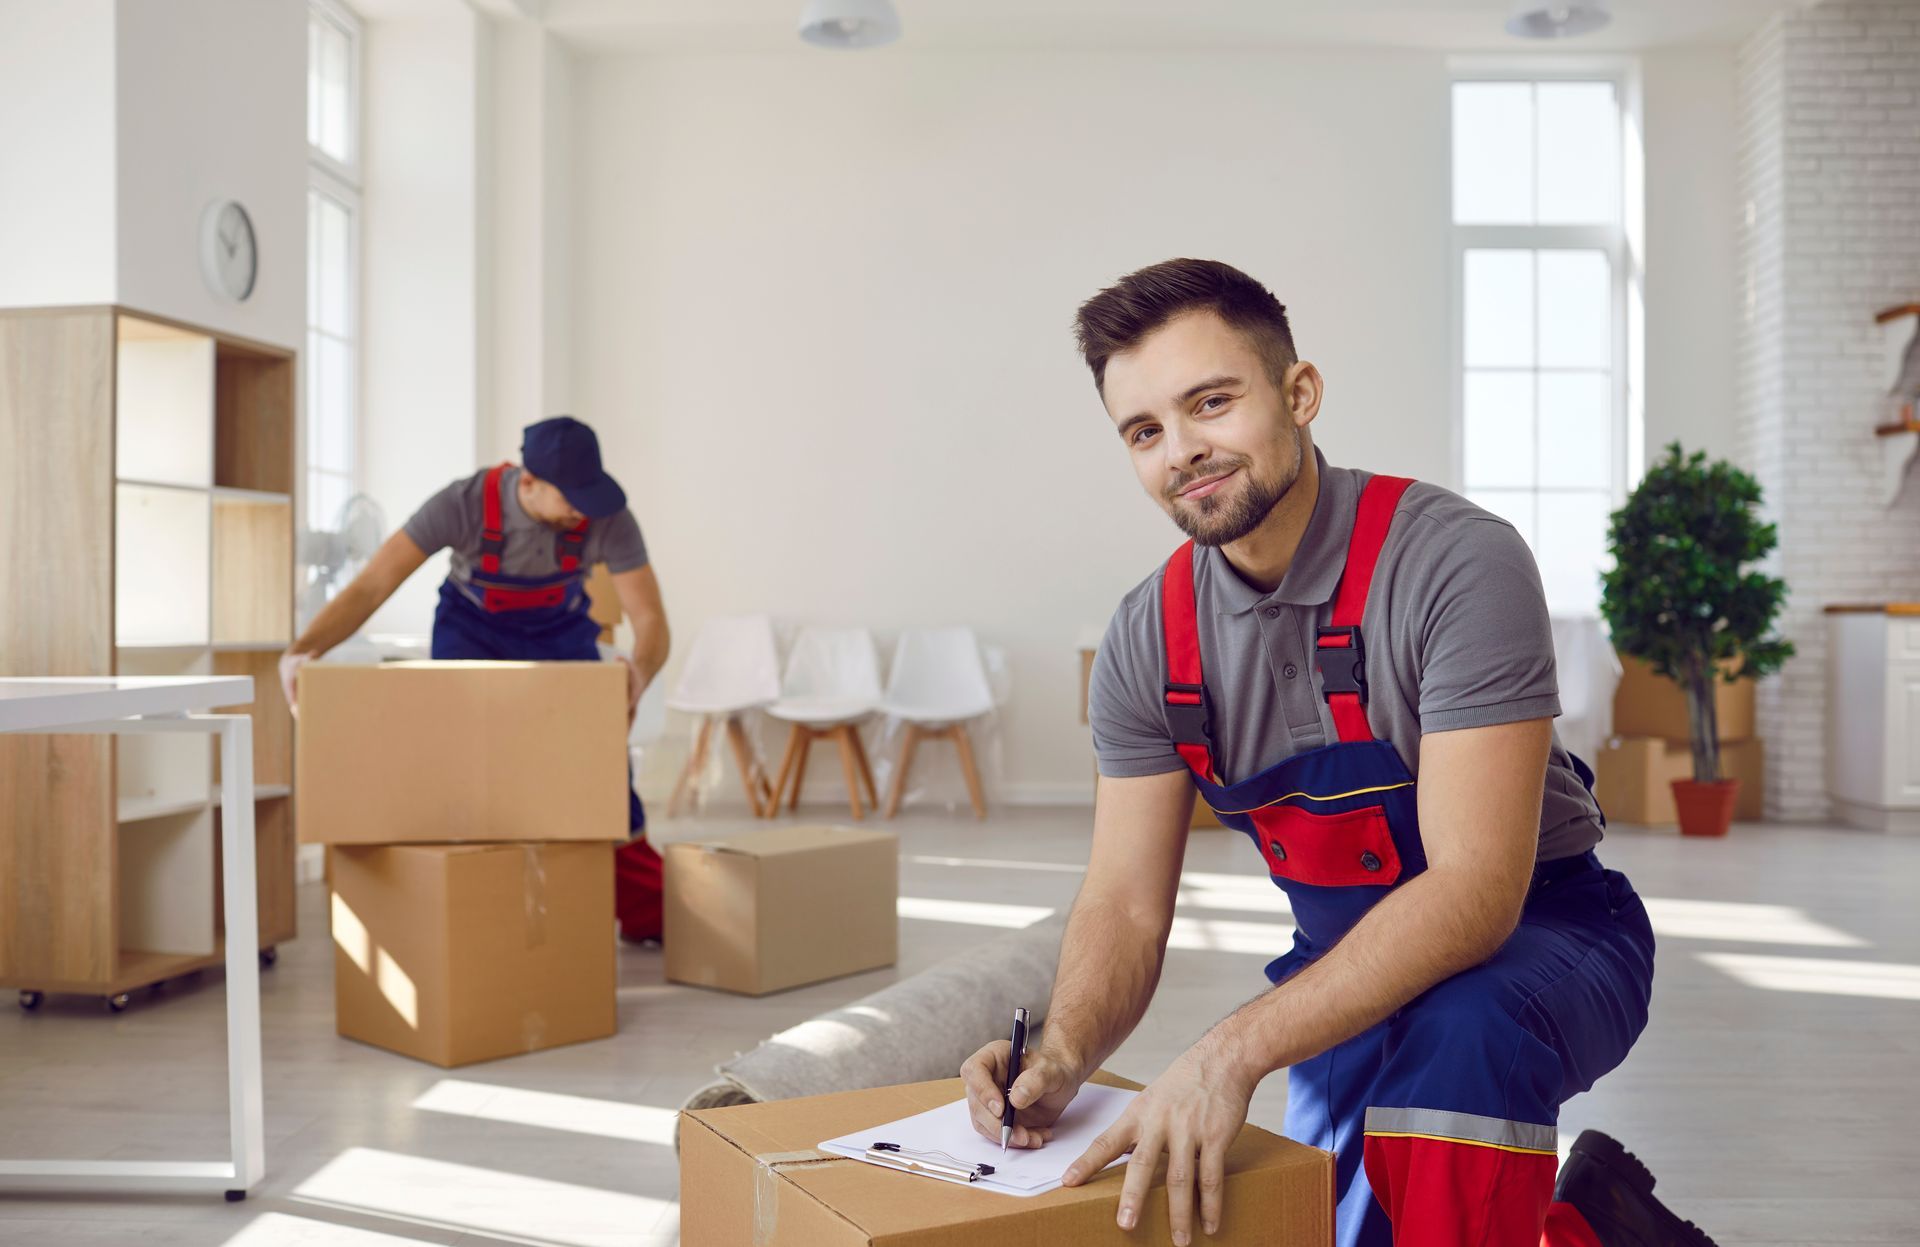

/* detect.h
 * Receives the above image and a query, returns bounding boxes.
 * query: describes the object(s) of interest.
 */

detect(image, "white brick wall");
[1736,1,1920,820]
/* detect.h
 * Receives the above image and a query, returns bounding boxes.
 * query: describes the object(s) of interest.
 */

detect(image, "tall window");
[1452,76,1631,617]
[306,0,361,541]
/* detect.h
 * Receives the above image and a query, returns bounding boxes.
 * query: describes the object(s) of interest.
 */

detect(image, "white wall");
[113,0,306,350]
[570,44,1747,801]
[1642,46,1740,463]
[573,49,1453,799]
[0,0,303,352]
[483,17,575,466]
[360,5,484,635]
[0,0,117,308]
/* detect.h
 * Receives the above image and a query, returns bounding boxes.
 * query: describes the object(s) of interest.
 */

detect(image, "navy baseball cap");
[521,416,626,519]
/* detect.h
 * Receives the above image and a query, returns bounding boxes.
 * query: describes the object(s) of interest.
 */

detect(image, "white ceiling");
[541,0,1809,55]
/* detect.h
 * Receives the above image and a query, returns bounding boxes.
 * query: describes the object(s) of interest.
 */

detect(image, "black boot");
[1554,1131,1718,1247]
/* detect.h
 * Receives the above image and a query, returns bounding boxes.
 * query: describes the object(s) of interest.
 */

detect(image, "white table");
[0,676,265,1200]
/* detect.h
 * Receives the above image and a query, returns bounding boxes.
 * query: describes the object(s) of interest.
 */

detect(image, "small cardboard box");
[329,841,615,1067]
[1612,655,1755,744]
[665,825,898,996]
[1595,734,1765,825]
[679,1073,1334,1247]
[296,661,629,845]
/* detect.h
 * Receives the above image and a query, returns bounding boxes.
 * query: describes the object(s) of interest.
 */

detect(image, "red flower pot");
[1671,778,1739,837]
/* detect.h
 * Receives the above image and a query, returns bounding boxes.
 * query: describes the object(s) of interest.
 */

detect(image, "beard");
[1164,431,1303,547]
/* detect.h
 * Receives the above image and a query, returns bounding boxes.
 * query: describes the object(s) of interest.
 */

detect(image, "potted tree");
[1599,444,1794,836]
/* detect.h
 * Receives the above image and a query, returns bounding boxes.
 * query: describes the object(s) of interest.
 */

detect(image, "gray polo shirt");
[1090,449,1604,862]
[404,467,650,605]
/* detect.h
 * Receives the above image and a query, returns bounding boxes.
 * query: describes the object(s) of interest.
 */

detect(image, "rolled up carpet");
[681,911,1067,1114]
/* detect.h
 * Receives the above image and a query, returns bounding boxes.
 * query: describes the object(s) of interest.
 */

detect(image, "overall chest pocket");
[1247,802,1404,888]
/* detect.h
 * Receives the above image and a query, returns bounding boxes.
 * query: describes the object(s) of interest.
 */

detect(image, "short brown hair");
[1073,258,1297,391]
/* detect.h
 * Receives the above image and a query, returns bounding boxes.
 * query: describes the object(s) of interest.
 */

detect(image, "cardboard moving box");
[329,841,615,1067]
[666,825,898,995]
[679,1073,1333,1247]
[1612,655,1755,743]
[1595,735,1765,825]
[296,660,629,845]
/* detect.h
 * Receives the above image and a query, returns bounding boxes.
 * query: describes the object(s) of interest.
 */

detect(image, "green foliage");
[1600,443,1794,782]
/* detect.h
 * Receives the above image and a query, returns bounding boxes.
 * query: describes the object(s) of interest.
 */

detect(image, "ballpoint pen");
[1001,1006,1029,1155]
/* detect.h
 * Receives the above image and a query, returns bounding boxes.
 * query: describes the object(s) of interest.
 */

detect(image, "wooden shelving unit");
[0,306,299,1009]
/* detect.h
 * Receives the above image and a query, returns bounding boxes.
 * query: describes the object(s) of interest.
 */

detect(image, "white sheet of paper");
[819,1083,1136,1197]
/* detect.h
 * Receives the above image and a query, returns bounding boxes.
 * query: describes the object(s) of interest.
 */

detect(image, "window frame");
[1448,59,1639,619]
[308,0,362,186]
[305,0,364,558]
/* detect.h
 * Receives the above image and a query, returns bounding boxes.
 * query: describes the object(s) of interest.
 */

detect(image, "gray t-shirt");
[404,467,650,603]
[1089,448,1604,862]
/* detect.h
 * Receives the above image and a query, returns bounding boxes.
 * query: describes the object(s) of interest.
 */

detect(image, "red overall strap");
[1160,540,1219,783]
[1314,474,1414,744]
[480,462,510,574]
[555,519,589,572]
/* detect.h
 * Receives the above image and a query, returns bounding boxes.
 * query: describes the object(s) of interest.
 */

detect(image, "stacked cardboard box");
[1595,656,1764,825]
[297,660,630,1066]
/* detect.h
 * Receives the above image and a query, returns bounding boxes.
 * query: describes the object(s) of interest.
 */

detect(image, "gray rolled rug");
[681,911,1068,1116]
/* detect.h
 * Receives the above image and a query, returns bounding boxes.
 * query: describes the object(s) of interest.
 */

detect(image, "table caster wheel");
[224,1189,246,1203]
[18,991,42,1011]
[260,947,278,968]
[107,993,131,1013]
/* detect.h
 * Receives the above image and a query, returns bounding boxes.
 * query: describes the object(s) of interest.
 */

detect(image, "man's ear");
[1281,361,1324,431]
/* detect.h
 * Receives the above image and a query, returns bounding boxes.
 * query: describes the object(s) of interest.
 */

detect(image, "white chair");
[765,627,884,820]
[664,614,781,816]
[879,626,994,820]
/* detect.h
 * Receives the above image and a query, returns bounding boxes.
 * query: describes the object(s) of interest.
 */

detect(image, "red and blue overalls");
[1159,474,1655,1247]
[431,463,662,937]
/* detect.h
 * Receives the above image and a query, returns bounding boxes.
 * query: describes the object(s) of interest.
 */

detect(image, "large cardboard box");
[679,1073,1333,1247]
[296,661,629,845]
[1612,656,1755,743]
[1594,735,1765,825]
[666,825,898,995]
[329,841,615,1067]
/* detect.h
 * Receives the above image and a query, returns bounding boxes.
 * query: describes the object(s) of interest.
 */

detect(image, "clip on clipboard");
[863,1142,996,1183]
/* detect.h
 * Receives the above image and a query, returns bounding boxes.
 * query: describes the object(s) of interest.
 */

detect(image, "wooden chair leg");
[884,723,922,818]
[951,722,987,821]
[667,715,715,817]
[850,727,879,808]
[789,728,815,811]
[834,726,865,821]
[723,716,763,817]
[767,723,805,818]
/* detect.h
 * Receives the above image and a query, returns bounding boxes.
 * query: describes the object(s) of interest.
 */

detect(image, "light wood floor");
[2,808,1916,1245]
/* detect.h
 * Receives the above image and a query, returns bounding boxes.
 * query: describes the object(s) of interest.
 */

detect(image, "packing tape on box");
[752,1149,842,1245]
[520,844,548,949]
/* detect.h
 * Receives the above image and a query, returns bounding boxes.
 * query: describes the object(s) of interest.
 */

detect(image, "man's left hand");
[1061,1034,1256,1245]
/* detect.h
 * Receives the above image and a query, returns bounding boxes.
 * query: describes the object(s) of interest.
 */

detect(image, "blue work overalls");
[1159,474,1656,1246]
[430,462,645,838]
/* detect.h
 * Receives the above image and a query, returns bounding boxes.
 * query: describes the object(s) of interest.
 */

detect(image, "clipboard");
[818,1084,1136,1197]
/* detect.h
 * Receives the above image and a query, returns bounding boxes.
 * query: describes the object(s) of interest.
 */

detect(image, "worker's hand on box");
[620,654,643,725]
[278,650,311,718]
[1062,1034,1256,1244]
[960,1038,1082,1150]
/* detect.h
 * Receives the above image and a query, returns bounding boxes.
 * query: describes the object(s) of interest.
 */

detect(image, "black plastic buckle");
[1163,681,1215,749]
[1314,626,1368,704]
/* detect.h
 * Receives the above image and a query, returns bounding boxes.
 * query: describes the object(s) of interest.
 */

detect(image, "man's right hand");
[960,1039,1085,1149]
[278,650,311,717]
